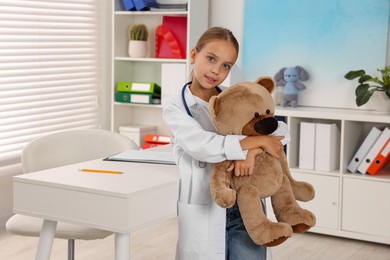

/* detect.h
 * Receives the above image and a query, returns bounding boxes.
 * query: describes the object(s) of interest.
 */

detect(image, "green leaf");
[358,74,373,84]
[345,70,365,80]
[355,84,372,106]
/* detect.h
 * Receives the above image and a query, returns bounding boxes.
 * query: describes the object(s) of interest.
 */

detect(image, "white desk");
[12,153,179,260]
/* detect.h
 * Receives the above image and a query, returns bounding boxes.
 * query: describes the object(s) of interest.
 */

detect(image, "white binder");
[315,123,340,171]
[357,127,390,174]
[299,122,316,170]
[347,126,382,173]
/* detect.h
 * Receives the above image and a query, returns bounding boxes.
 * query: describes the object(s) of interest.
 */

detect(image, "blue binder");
[121,0,135,11]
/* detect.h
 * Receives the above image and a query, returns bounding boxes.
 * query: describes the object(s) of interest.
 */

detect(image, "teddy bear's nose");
[254,117,278,135]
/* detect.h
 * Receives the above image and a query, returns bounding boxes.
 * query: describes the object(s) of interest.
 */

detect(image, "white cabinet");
[274,106,390,244]
[110,0,209,136]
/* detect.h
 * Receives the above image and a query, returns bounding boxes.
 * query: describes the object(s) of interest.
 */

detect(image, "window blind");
[0,0,102,177]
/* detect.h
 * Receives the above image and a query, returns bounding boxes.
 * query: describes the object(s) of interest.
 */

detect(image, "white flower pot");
[128,40,148,58]
[365,91,390,114]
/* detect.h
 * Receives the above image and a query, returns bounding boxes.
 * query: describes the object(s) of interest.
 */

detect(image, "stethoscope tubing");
[181,81,222,117]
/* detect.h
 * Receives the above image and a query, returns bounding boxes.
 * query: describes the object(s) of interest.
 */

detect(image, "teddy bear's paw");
[291,209,316,233]
[250,222,292,247]
[213,189,236,208]
[278,207,316,233]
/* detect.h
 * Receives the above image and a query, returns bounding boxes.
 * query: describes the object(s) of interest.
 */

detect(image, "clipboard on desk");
[106,149,176,165]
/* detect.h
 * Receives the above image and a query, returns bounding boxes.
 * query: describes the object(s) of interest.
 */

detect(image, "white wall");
[208,0,245,85]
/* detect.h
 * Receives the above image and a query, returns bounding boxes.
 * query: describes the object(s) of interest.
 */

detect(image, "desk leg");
[35,219,57,260]
[115,233,131,260]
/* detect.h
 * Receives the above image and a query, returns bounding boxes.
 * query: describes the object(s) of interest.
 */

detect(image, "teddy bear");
[274,66,309,107]
[208,76,316,247]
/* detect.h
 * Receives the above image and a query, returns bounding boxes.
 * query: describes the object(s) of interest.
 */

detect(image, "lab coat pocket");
[178,201,209,258]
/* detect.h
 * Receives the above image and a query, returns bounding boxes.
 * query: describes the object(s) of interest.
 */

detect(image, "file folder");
[115,92,160,104]
[367,138,390,175]
[121,0,136,11]
[347,126,382,173]
[299,122,316,170]
[133,0,158,11]
[358,127,390,174]
[117,82,161,95]
[315,123,340,171]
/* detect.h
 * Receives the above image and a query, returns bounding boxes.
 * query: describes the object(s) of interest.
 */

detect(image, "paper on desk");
[106,149,176,165]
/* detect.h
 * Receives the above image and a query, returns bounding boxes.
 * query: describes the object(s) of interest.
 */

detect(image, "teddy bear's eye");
[254,112,260,118]
[266,109,270,114]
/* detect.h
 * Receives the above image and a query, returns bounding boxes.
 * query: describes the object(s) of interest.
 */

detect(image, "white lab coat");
[162,84,289,260]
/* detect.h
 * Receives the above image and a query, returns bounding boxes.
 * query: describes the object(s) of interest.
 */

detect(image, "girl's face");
[190,40,237,90]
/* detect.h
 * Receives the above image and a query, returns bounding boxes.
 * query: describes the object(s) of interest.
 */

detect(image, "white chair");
[6,129,139,260]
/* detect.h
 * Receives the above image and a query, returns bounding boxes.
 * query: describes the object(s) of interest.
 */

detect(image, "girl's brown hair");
[194,27,239,56]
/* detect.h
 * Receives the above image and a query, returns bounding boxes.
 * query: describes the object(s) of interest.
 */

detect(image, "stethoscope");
[181,81,222,168]
[181,81,222,117]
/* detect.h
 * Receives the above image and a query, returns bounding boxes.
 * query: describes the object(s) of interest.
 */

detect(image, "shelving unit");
[268,106,390,245]
[110,0,209,137]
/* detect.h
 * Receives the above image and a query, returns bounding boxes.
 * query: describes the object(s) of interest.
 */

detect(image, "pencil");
[79,168,123,174]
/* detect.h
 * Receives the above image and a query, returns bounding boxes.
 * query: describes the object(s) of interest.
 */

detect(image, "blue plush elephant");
[274,66,309,107]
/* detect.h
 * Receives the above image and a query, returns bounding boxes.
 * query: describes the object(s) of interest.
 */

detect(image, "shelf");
[115,11,188,16]
[114,102,163,108]
[343,169,390,182]
[272,105,390,244]
[111,0,209,137]
[275,106,390,122]
[114,57,186,63]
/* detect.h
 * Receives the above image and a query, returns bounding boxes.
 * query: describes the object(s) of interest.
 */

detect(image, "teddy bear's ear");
[255,76,276,94]
[209,95,220,118]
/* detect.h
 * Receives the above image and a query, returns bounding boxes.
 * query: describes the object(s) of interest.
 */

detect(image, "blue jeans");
[226,201,267,260]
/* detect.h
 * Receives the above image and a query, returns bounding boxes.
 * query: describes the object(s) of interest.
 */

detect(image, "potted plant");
[128,24,148,58]
[344,66,390,108]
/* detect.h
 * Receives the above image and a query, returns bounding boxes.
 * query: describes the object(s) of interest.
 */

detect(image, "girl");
[163,27,289,260]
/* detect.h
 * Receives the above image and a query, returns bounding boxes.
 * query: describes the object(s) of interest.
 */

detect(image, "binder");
[142,142,167,149]
[358,127,390,174]
[347,126,382,173]
[299,122,316,170]
[367,138,390,175]
[121,0,136,11]
[315,123,340,171]
[144,134,171,144]
[116,82,161,95]
[133,0,158,11]
[115,92,160,104]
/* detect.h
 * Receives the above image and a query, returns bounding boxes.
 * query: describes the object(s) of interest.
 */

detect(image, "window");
[0,0,107,177]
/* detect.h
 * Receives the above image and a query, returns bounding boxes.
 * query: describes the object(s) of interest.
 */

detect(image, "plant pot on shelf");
[128,40,148,58]
[365,91,390,114]
[127,23,149,58]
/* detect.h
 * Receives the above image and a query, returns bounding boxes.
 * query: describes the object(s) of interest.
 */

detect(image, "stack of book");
[115,81,161,105]
[347,127,390,175]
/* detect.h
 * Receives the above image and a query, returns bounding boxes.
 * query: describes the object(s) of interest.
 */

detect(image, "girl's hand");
[259,135,284,159]
[228,148,264,177]
[240,135,284,159]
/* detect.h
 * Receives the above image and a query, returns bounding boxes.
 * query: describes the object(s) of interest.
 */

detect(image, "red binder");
[367,138,390,175]
[156,16,187,59]
[144,134,171,144]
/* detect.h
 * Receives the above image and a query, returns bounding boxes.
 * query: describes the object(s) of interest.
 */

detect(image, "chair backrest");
[22,129,139,173]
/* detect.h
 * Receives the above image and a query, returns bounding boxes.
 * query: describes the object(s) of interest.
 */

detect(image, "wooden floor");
[1,217,389,260]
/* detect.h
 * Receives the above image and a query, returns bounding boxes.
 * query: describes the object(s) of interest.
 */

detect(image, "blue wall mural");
[242,0,390,109]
